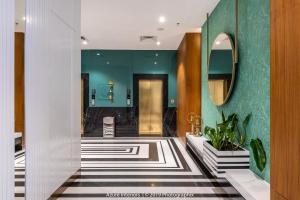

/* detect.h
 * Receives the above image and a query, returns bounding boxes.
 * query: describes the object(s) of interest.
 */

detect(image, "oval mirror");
[208,33,236,106]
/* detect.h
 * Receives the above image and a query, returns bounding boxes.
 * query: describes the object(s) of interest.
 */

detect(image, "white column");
[0,0,15,199]
[25,0,81,199]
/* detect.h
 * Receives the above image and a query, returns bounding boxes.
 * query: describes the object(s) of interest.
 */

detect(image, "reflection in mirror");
[208,33,235,106]
[15,0,25,198]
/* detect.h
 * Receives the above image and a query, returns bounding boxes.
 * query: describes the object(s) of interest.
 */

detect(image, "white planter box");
[186,134,208,157]
[203,141,250,177]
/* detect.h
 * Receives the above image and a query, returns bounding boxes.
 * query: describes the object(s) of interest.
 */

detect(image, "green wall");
[202,0,270,181]
[82,50,177,107]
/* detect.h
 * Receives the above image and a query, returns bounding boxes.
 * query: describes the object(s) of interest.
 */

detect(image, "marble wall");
[201,0,270,181]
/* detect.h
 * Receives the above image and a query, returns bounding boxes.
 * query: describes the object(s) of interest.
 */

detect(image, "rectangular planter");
[203,141,250,177]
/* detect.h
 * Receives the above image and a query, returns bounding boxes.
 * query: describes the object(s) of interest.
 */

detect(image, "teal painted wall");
[202,0,270,181]
[82,50,177,107]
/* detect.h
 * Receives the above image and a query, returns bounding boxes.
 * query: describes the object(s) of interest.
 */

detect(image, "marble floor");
[55,138,244,199]
[14,138,244,199]
[15,150,25,199]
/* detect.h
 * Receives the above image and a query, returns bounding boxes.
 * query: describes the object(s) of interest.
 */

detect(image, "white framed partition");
[25,0,81,199]
[0,0,15,199]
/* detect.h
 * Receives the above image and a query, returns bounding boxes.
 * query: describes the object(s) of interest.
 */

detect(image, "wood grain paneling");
[177,33,201,142]
[271,0,300,199]
[15,32,25,138]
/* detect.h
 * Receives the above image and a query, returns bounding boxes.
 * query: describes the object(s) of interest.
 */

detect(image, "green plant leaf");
[250,138,266,172]
[222,111,226,122]
[243,114,251,129]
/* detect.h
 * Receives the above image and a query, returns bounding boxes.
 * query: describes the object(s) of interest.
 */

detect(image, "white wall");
[25,0,81,199]
[0,0,15,199]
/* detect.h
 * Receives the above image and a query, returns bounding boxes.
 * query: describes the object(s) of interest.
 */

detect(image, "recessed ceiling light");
[97,53,100,56]
[82,40,88,45]
[81,36,89,45]
[155,53,159,57]
[159,16,166,24]
[156,41,161,46]
[216,41,221,45]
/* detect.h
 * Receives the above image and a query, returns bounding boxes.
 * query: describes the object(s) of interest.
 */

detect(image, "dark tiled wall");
[83,107,176,137]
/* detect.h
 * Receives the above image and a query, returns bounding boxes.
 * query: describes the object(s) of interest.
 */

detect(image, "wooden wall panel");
[177,33,201,142]
[271,0,300,199]
[15,32,25,136]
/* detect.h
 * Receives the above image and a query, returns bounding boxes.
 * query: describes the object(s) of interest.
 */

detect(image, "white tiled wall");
[0,0,15,199]
[25,0,81,199]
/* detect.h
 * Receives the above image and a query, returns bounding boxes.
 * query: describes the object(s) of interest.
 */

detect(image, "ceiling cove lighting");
[159,16,166,24]
[81,36,88,45]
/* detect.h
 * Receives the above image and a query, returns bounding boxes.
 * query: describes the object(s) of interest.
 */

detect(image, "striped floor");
[55,138,244,199]
[15,150,25,199]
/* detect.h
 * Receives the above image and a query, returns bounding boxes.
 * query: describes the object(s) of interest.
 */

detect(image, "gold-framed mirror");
[208,33,236,106]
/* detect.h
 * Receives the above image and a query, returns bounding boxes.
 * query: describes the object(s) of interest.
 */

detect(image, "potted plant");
[203,112,251,177]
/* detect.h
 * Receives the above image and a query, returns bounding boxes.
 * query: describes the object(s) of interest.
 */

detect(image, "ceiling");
[81,0,220,50]
[15,0,25,32]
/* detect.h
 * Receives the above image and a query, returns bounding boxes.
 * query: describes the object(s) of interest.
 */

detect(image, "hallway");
[49,138,243,199]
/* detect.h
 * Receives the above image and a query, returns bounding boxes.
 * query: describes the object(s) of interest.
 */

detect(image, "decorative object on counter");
[126,89,131,106]
[203,111,251,177]
[91,89,96,107]
[187,113,202,136]
[187,112,195,134]
[103,117,115,138]
[250,138,267,172]
[107,80,114,103]
[194,115,202,136]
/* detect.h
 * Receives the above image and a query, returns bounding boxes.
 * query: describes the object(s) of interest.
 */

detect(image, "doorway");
[81,78,84,135]
[81,73,89,136]
[138,79,163,136]
[133,74,168,137]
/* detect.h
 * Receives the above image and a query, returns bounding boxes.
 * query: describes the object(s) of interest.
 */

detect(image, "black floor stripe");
[53,193,242,198]
[70,175,211,179]
[62,181,233,187]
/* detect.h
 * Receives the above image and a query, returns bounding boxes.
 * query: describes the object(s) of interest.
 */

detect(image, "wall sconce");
[91,89,96,107]
[107,80,114,103]
[127,89,131,106]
